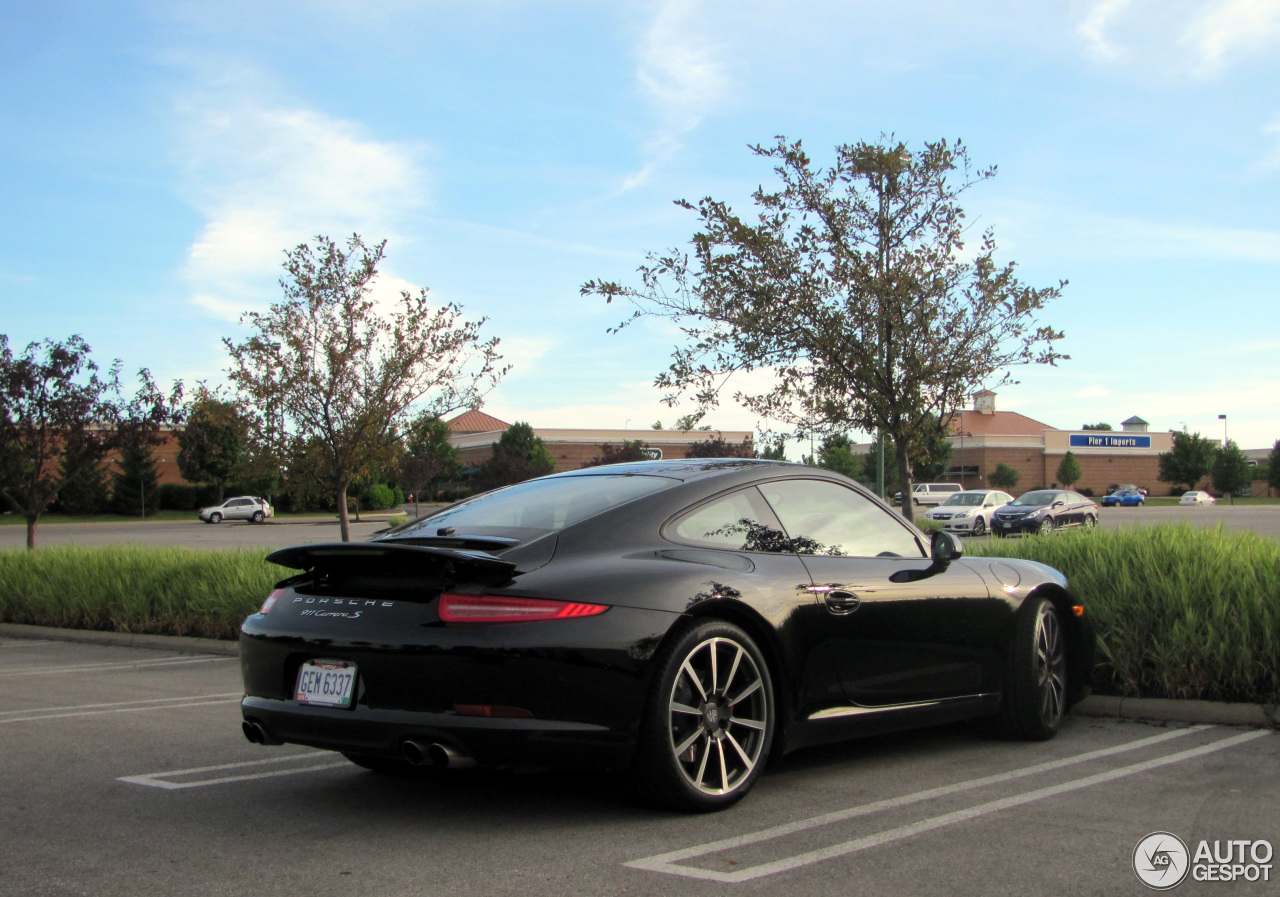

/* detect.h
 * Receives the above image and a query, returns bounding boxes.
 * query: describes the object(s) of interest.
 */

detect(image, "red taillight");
[438,593,609,624]
[453,704,534,719]
[259,588,285,614]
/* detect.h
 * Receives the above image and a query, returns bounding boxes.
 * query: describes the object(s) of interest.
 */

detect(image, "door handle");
[823,590,861,614]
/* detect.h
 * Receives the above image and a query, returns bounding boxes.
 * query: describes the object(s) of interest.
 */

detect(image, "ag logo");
[1133,832,1190,890]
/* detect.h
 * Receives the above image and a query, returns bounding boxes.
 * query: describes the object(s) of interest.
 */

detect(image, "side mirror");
[931,529,963,565]
[1053,501,1064,508]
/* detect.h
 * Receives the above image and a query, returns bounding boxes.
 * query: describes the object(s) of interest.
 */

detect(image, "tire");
[1083,514,1096,530]
[209,512,222,524]
[1138,499,1145,506]
[1037,517,1054,536]
[629,619,774,812]
[251,510,265,523]
[972,517,986,537]
[996,596,1067,740]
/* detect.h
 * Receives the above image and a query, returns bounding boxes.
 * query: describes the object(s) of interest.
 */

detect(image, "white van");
[893,482,964,507]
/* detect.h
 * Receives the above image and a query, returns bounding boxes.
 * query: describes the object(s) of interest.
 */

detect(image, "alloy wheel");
[667,637,769,796]
[1033,603,1066,729]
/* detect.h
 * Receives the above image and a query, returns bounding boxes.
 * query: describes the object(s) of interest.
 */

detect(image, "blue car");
[1102,489,1145,507]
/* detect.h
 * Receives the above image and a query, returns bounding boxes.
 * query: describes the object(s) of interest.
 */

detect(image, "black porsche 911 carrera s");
[239,459,1094,811]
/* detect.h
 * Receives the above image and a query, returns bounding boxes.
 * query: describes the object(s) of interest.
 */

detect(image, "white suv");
[198,496,274,524]
[893,482,964,507]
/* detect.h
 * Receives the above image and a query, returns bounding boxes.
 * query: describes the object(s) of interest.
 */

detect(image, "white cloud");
[1078,0,1133,59]
[1077,385,1112,398]
[1183,0,1280,77]
[177,87,426,322]
[621,0,728,191]
[1075,0,1280,78]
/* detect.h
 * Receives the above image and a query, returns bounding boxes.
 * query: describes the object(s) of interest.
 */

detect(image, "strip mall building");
[937,390,1173,494]
[446,410,753,474]
[445,393,1182,495]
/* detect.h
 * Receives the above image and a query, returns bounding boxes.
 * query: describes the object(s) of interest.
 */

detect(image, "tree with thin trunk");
[177,384,251,503]
[0,335,118,548]
[1055,451,1081,489]
[583,136,1066,520]
[1157,430,1217,493]
[1211,440,1251,505]
[109,370,184,517]
[398,412,461,517]
[225,234,506,541]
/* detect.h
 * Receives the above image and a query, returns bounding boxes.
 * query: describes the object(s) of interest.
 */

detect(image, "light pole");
[1218,414,1228,447]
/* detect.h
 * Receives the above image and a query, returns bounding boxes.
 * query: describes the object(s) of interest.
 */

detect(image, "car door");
[226,498,252,520]
[664,485,849,717]
[756,478,999,708]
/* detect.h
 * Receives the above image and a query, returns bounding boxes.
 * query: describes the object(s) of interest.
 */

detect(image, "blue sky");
[2,0,1277,451]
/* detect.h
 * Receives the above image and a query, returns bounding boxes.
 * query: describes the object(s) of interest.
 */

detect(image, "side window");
[758,479,925,558]
[668,487,794,553]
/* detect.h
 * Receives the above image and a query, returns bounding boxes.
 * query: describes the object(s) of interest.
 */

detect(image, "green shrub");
[0,547,278,640]
[364,483,396,509]
[971,524,1280,703]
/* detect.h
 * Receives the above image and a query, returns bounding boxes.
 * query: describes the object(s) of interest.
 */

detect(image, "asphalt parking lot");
[2,637,1276,897]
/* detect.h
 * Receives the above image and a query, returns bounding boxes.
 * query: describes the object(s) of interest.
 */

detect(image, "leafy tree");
[398,413,461,516]
[756,435,789,461]
[988,463,1020,491]
[583,439,648,467]
[1082,423,1112,431]
[225,234,506,541]
[1211,439,1251,504]
[177,385,251,503]
[651,420,664,429]
[477,422,555,489]
[812,433,861,480]
[1157,430,1217,493]
[584,136,1066,520]
[685,435,754,458]
[1269,440,1280,492]
[55,429,111,514]
[909,420,954,482]
[0,335,118,548]
[1055,451,1082,489]
[110,371,184,518]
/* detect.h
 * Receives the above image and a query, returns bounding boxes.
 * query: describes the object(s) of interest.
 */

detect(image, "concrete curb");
[2,623,1277,727]
[1072,694,1278,727]
[0,622,238,656]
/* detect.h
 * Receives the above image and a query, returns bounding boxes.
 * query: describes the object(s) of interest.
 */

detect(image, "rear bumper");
[241,696,633,769]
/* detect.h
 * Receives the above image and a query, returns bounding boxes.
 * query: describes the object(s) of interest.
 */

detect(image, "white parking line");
[627,727,1272,883]
[0,656,232,677]
[0,640,55,648]
[119,753,350,790]
[0,693,243,724]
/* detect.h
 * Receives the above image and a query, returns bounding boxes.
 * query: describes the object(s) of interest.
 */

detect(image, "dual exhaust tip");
[402,739,475,769]
[241,721,473,769]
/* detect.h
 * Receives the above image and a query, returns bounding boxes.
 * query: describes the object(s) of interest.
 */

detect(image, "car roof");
[542,458,787,482]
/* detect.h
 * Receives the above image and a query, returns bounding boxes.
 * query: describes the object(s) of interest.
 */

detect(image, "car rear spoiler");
[265,542,518,579]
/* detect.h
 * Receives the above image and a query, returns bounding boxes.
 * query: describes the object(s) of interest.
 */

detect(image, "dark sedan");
[239,460,1094,811]
[991,490,1099,536]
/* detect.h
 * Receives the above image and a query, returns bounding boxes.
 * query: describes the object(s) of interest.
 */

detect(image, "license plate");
[295,659,357,708]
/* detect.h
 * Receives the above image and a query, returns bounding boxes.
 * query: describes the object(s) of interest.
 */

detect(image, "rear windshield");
[389,474,676,538]
[942,493,985,506]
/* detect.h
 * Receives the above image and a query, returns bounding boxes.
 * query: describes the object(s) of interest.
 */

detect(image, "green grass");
[971,524,1280,704]
[3,526,1278,703]
[0,547,278,639]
